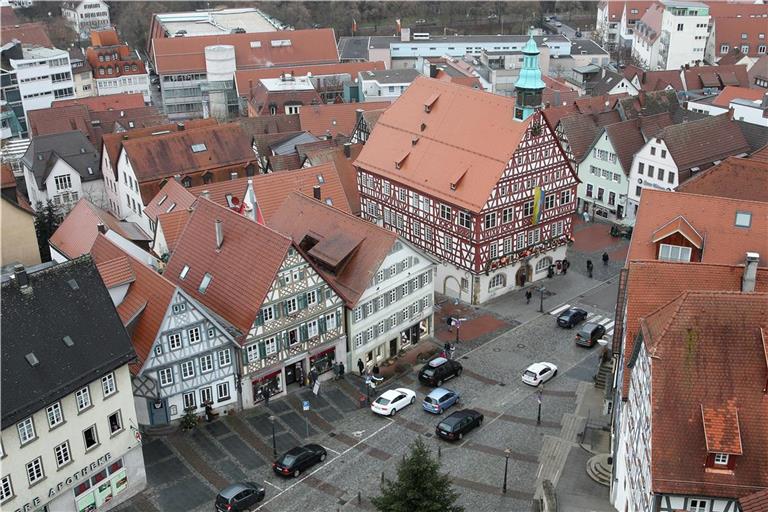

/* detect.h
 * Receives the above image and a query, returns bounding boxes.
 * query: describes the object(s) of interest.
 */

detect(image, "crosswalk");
[548,303,615,337]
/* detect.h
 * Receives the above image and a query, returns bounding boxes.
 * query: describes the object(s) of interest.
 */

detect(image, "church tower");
[514,36,546,121]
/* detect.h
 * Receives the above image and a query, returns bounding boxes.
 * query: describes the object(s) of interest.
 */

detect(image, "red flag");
[255,204,265,225]
[352,19,357,33]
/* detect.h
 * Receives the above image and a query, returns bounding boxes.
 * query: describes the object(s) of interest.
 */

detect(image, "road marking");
[549,303,571,316]
[597,317,612,326]
[324,446,340,455]
[263,480,283,492]
[255,422,393,510]
[352,430,366,438]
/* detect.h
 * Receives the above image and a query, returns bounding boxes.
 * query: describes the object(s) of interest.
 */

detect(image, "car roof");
[560,307,585,315]
[580,322,599,330]
[218,482,251,498]
[428,357,448,367]
[285,446,307,456]
[445,409,478,420]
[527,362,550,372]
[379,389,401,399]
[427,387,453,398]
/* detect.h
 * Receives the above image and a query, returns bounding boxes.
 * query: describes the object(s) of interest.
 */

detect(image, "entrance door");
[149,398,169,425]
[616,205,624,219]
[285,364,296,385]
[516,266,529,287]
[389,338,398,358]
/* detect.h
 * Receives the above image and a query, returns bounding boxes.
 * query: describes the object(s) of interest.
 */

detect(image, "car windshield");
[524,370,537,379]
[280,454,297,466]
[422,368,435,377]
[375,397,390,405]
[424,396,437,404]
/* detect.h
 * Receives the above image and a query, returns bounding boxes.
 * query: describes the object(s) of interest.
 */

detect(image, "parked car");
[555,21,563,27]
[575,323,606,347]
[371,388,416,416]
[436,409,484,441]
[215,482,265,511]
[272,444,327,478]
[557,307,588,328]
[522,362,558,386]
[422,387,460,414]
[418,356,462,386]
[415,19,427,24]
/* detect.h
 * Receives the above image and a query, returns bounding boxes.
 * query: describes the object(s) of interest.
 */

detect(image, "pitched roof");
[749,143,768,163]
[740,489,768,512]
[676,156,768,202]
[712,16,768,59]
[52,93,147,112]
[0,6,19,25]
[683,64,750,91]
[634,2,663,43]
[26,104,98,143]
[642,291,768,498]
[299,101,391,139]
[95,256,135,288]
[657,113,751,171]
[355,76,532,213]
[623,65,685,92]
[90,235,176,373]
[156,210,191,254]
[1,257,135,428]
[270,192,398,306]
[562,110,622,163]
[247,83,322,116]
[603,113,674,173]
[21,132,101,188]
[164,198,292,336]
[628,189,768,265]
[122,123,255,182]
[1,163,16,189]
[303,144,364,215]
[152,28,339,75]
[0,22,52,47]
[618,89,680,119]
[142,177,196,223]
[542,93,626,127]
[267,153,302,172]
[49,199,152,259]
[716,49,753,67]
[236,114,301,137]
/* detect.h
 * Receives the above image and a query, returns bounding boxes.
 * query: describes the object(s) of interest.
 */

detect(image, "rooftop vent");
[25,353,40,367]
[63,335,74,347]
[67,279,79,290]
[271,39,292,47]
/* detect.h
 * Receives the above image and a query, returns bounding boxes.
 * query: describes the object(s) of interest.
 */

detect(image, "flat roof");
[259,76,315,91]
[360,68,421,84]
[156,8,280,37]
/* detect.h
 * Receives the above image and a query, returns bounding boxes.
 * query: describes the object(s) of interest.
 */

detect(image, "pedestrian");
[525,289,532,304]
[444,342,451,356]
[372,363,380,376]
[586,260,593,279]
[602,252,609,266]
[547,264,554,278]
[562,259,569,275]
[261,387,270,407]
[446,316,453,333]
[357,358,365,376]
[449,343,456,360]
[339,361,345,378]
[310,367,319,386]
[297,365,305,387]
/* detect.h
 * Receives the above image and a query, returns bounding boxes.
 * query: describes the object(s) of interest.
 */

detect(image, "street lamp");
[269,415,277,459]
[536,386,543,426]
[538,286,546,313]
[502,448,511,493]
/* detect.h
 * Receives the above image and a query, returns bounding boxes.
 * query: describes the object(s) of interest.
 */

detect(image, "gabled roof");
[152,28,339,75]
[640,291,768,498]
[236,114,301,137]
[542,93,626,127]
[562,110,622,163]
[303,144,364,215]
[142,177,196,223]
[1,256,135,428]
[712,16,768,59]
[618,89,679,119]
[49,199,152,260]
[712,86,766,109]
[271,192,398,306]
[602,113,674,173]
[247,84,322,116]
[650,215,704,248]
[356,76,533,213]
[657,113,751,171]
[740,489,768,512]
[52,93,146,112]
[299,101,391,139]
[122,123,255,182]
[164,198,293,336]
[90,235,176,373]
[0,22,52,47]
[267,153,302,172]
[629,189,767,265]
[634,2,663,43]
[156,210,191,254]
[95,255,135,288]
[21,132,101,188]
[677,156,768,202]
[269,131,319,155]
[683,64,750,91]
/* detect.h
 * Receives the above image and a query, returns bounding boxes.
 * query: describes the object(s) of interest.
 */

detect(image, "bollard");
[358,491,362,504]
[381,471,384,483]
[438,445,442,458]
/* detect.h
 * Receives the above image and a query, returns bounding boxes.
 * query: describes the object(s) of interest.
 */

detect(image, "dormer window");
[713,453,729,465]
[659,244,691,262]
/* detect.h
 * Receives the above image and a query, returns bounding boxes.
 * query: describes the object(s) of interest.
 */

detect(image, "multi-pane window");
[483,212,497,229]
[181,361,195,380]
[262,305,274,322]
[544,195,555,209]
[183,392,196,410]
[1,475,12,502]
[516,234,526,250]
[285,297,298,314]
[217,382,231,402]
[168,333,182,350]
[200,387,213,405]
[26,458,44,485]
[523,201,534,217]
[55,441,71,467]
[561,190,571,204]
[458,211,472,229]
[440,204,452,220]
[200,354,214,372]
[188,327,201,344]
[102,373,116,397]
[83,425,98,450]
[76,387,91,411]
[159,368,173,386]
[325,312,337,329]
[54,174,72,191]
[354,307,363,322]
[390,289,397,303]
[659,244,691,262]
[689,500,707,512]
[47,403,64,428]
[17,418,35,444]
[354,333,364,348]
[263,336,277,356]
[714,453,729,465]
[307,290,317,306]
[502,207,513,223]
[307,319,319,338]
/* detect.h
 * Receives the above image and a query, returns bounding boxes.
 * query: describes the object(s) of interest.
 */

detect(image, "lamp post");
[536,386,543,426]
[502,448,511,494]
[269,415,277,459]
[538,285,546,313]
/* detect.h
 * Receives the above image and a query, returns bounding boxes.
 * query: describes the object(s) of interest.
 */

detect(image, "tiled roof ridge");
[651,215,703,245]
[628,258,767,270]
[660,188,768,209]
[641,291,688,357]
[121,122,238,146]
[678,156,768,189]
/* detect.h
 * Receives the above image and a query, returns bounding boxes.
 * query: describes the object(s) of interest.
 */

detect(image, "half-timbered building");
[90,235,240,425]
[164,198,346,407]
[355,47,578,304]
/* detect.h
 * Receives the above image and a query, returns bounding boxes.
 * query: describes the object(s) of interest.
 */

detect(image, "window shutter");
[298,293,307,309]
[282,301,289,316]
[300,324,308,341]
[319,316,326,334]
[274,304,281,319]
[255,311,264,326]
[258,341,266,359]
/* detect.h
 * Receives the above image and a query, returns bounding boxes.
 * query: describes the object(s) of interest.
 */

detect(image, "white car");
[371,388,416,416]
[522,362,558,386]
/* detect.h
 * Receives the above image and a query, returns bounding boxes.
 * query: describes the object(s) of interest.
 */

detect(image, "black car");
[272,444,327,478]
[418,356,463,386]
[557,308,588,328]
[215,482,265,511]
[575,322,607,347]
[436,409,484,441]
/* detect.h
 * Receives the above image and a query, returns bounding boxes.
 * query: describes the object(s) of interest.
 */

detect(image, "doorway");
[285,362,303,386]
[516,265,531,287]
[389,338,398,358]
[149,398,168,425]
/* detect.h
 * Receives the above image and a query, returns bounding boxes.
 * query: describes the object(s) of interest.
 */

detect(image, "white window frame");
[200,387,213,405]
[55,441,72,468]
[483,212,497,229]
[354,307,363,322]
[181,360,195,380]
[285,297,298,314]
[182,392,196,410]
[354,332,364,348]
[200,354,214,373]
[159,368,173,387]
[714,453,729,465]
[325,312,337,330]
[26,458,44,485]
[217,382,231,402]
[168,332,182,350]
[502,207,513,223]
[307,319,319,338]
[261,305,274,322]
[188,327,201,344]
[659,243,692,262]
[0,475,12,502]
[101,372,116,397]
[47,402,64,428]
[76,386,91,411]
[265,337,278,356]
[689,500,707,512]
[458,211,472,229]
[17,418,35,445]
[83,424,99,450]
[307,289,317,306]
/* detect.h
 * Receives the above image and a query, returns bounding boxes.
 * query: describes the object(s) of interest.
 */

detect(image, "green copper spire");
[513,36,545,121]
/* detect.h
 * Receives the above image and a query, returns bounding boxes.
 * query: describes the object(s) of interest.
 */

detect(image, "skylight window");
[179,265,190,280]
[317,174,325,184]
[199,273,213,294]
[157,194,167,206]
[191,143,207,153]
[166,202,176,213]
[735,211,752,228]
[325,198,333,206]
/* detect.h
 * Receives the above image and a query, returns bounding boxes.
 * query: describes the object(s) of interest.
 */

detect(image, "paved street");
[115,218,626,512]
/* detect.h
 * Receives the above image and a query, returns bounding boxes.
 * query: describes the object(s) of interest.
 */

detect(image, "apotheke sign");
[14,452,112,512]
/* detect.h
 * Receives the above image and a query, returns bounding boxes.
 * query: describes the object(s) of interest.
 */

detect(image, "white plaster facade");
[347,240,436,371]
[94,74,150,104]
[633,2,710,71]
[61,0,111,40]
[10,47,75,126]
[24,158,105,214]
[0,364,146,512]
[626,138,678,222]
[358,73,413,102]
[110,148,153,234]
[577,131,632,224]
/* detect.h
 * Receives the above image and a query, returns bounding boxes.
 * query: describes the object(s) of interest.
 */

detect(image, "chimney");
[201,190,210,200]
[177,122,185,131]
[742,252,760,292]
[215,219,224,250]
[14,264,29,290]
[97,223,107,234]
[313,185,321,200]
[355,108,364,124]
[343,142,351,158]
[728,107,735,121]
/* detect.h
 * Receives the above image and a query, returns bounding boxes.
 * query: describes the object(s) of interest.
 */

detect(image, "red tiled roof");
[90,28,120,47]
[677,156,768,202]
[164,198,292,336]
[628,189,768,265]
[156,210,191,254]
[712,86,766,108]
[143,178,196,223]
[712,13,768,59]
[271,192,398,306]
[683,65,750,91]
[1,22,52,47]
[624,1,654,23]
[749,144,768,163]
[234,61,386,97]
[52,93,146,112]
[49,199,152,259]
[1,164,16,189]
[740,489,768,512]
[634,2,663,43]
[650,215,704,248]
[641,291,768,498]
[152,28,339,75]
[95,256,135,288]
[247,86,322,116]
[299,101,391,139]
[90,234,176,373]
[603,113,674,174]
[706,2,768,18]
[304,144,364,215]
[657,114,751,171]
[1,6,19,25]
[267,153,302,172]
[542,75,573,93]
[561,110,622,163]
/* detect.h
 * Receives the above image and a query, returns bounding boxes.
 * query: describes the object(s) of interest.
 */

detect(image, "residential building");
[245,74,322,116]
[61,0,111,40]
[625,114,752,220]
[632,0,710,71]
[682,63,750,91]
[108,122,256,234]
[271,192,437,372]
[165,198,347,406]
[704,2,768,65]
[1,258,146,512]
[90,235,241,425]
[350,108,385,146]
[21,131,104,213]
[150,29,338,120]
[685,86,768,126]
[356,73,578,303]
[302,143,365,215]
[748,54,768,88]
[298,101,391,140]
[1,167,40,267]
[68,48,95,98]
[418,57,483,90]
[86,29,150,103]
[552,110,622,175]
[358,69,421,103]
[549,39,610,81]
[596,1,654,51]
[473,45,551,97]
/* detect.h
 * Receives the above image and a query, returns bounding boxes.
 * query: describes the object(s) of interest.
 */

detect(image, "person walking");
[602,252,609,266]
[525,289,532,304]
[562,259,569,275]
[261,387,270,407]
[586,260,594,279]
[297,365,305,387]
[357,358,365,376]
[310,367,319,387]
